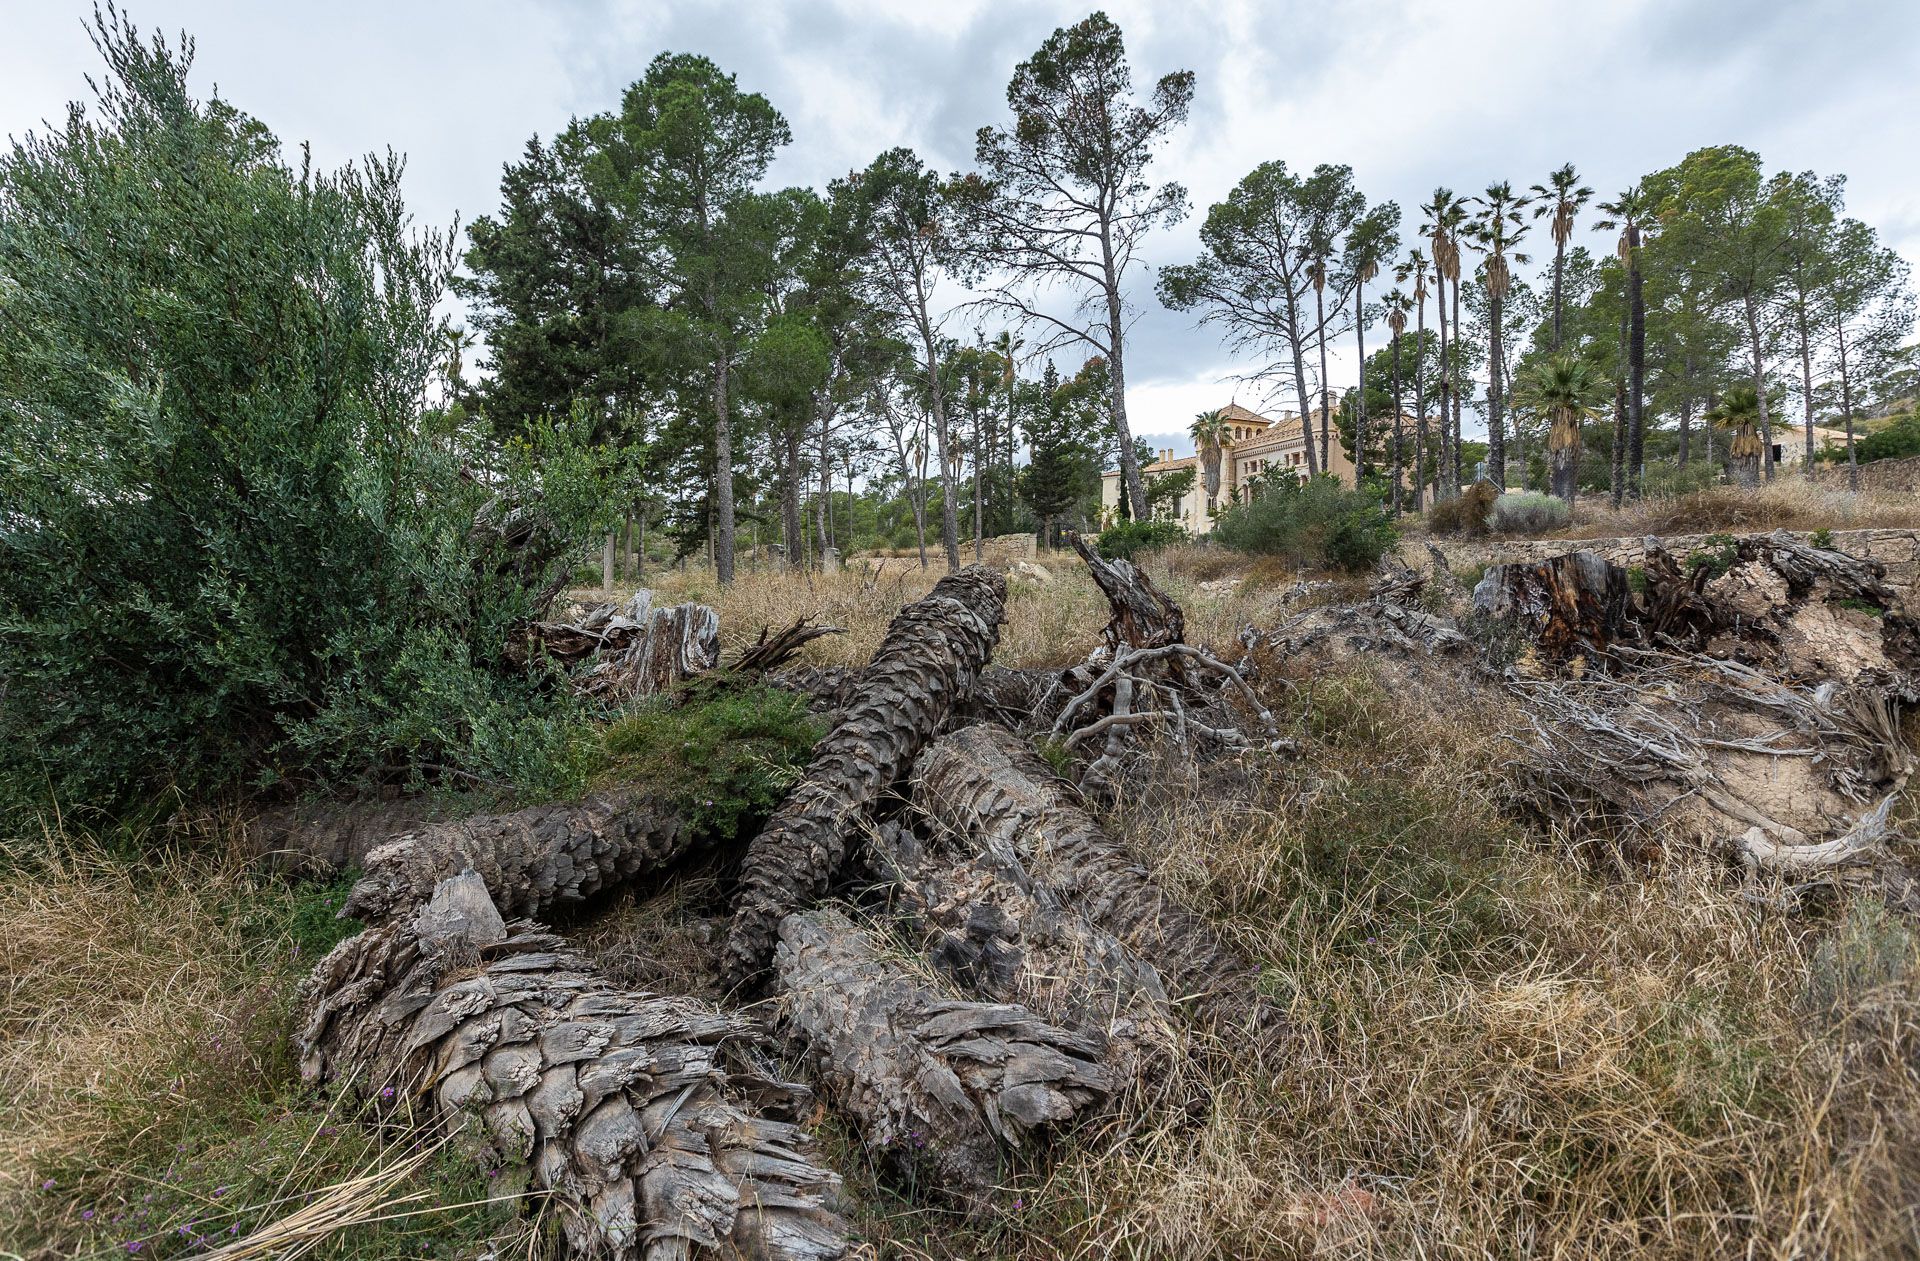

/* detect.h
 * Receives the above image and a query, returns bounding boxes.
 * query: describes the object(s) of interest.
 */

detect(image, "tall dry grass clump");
[1554,479,1920,539]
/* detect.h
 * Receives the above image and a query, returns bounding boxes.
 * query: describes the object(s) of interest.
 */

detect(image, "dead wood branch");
[722,567,1008,992]
[773,906,1110,1205]
[297,873,847,1260]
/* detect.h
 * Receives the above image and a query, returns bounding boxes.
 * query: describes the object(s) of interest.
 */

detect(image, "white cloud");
[5,0,1917,465]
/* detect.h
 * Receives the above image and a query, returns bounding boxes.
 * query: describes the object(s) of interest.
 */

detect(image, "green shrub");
[1427,481,1499,536]
[1818,413,1920,463]
[1211,475,1398,573]
[1490,491,1570,535]
[1685,533,1741,580]
[1095,518,1187,560]
[0,20,604,820]
[1811,528,1835,549]
[599,685,823,842]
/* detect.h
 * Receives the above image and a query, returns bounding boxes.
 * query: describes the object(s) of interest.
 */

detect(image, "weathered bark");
[773,906,1109,1204]
[911,724,1282,1041]
[1069,533,1185,657]
[867,817,1174,1077]
[298,874,847,1261]
[1470,551,1636,667]
[722,567,1007,991]
[528,595,721,702]
[341,787,697,924]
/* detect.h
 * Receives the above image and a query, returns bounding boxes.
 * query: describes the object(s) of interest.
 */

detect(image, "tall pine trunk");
[714,354,736,582]
[1627,232,1646,499]
[1745,297,1775,482]
[1835,312,1861,492]
[1314,283,1331,472]
[1354,284,1369,478]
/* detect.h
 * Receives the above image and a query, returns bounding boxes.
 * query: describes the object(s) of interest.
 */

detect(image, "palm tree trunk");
[1487,291,1506,489]
[1627,232,1647,498]
[1414,301,1428,510]
[1433,273,1450,499]
[1391,331,1404,514]
[1551,240,1566,351]
[1451,279,1465,492]
[1354,284,1369,478]
[1611,304,1628,510]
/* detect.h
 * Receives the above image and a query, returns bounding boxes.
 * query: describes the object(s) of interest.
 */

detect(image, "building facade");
[1099,403,1358,536]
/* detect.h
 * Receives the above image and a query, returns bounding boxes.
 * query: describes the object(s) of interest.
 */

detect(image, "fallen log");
[911,724,1282,1042]
[773,906,1110,1204]
[722,567,1007,992]
[341,786,696,923]
[867,818,1175,1077]
[297,873,847,1260]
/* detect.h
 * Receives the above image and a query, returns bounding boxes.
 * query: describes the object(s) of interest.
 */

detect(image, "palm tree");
[1529,164,1594,351]
[1467,182,1533,489]
[1384,289,1410,513]
[1189,408,1231,518]
[1398,250,1432,510]
[1345,208,1399,478]
[1595,186,1651,500]
[1517,351,1606,510]
[1419,190,1460,498]
[1708,384,1766,488]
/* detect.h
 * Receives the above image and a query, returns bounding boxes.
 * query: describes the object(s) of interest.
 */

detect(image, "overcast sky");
[7,0,1918,458]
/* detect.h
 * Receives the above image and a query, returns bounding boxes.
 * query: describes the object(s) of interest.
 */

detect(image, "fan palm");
[1595,185,1652,499]
[1517,352,1606,509]
[1189,407,1231,514]
[1707,384,1767,488]
[1528,164,1594,350]
[1397,250,1432,509]
[1420,190,1461,497]
[1467,182,1533,488]
[1384,289,1410,513]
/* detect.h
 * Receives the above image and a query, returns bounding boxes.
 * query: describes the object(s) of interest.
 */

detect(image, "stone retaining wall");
[1415,528,1920,595]
[1811,454,1920,494]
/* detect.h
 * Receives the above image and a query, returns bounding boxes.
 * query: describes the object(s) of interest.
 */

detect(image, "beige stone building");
[1099,403,1358,536]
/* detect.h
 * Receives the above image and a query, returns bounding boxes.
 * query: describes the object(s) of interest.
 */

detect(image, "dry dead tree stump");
[912,724,1283,1043]
[297,873,847,1260]
[723,566,1007,992]
[528,594,722,701]
[773,906,1110,1204]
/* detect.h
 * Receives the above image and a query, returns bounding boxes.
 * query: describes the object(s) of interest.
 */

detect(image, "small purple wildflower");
[1013,1198,1024,1211]
[380,1086,396,1100]
[212,1186,226,1198]
[41,1178,54,1190]
[487,1168,500,1179]
[126,1243,144,1254]
[82,1210,96,1221]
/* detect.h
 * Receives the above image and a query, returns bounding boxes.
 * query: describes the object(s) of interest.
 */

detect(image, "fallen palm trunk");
[723,567,1007,991]
[341,787,696,923]
[912,724,1282,1042]
[866,818,1175,1078]
[297,873,847,1261]
[773,906,1110,1204]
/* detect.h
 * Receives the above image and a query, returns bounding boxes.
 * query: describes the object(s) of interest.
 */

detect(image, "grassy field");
[7,559,1920,1259]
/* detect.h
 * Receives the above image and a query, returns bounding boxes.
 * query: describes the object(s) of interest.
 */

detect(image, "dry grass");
[0,825,519,1260]
[850,667,1920,1259]
[1548,479,1920,540]
[13,565,1920,1259]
